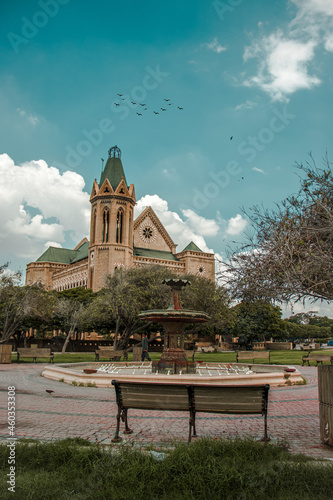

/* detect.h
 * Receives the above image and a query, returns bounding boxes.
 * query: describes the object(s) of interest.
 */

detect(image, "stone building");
[26,146,215,291]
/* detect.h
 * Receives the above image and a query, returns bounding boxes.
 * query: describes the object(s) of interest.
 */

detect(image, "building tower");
[88,146,136,291]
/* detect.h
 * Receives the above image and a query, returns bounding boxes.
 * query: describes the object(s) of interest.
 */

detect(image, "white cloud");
[242,0,333,101]
[134,194,217,253]
[226,214,247,235]
[203,38,227,54]
[244,32,320,101]
[235,100,257,111]
[182,209,220,237]
[252,167,266,174]
[324,33,333,51]
[0,154,90,262]
[44,241,63,249]
[16,107,40,126]
[291,0,333,19]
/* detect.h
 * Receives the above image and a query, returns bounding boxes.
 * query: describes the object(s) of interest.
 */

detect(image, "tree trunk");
[113,317,120,350]
[61,327,75,354]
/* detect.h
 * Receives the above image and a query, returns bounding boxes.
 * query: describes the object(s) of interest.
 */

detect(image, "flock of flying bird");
[114,94,184,116]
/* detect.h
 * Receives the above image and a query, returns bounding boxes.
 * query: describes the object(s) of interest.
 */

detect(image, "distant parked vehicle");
[327,340,333,346]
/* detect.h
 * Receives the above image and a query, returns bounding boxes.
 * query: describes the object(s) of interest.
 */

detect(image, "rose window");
[139,223,156,242]
[197,265,206,274]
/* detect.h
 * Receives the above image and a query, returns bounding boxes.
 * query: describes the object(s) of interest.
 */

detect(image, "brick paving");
[0,363,333,460]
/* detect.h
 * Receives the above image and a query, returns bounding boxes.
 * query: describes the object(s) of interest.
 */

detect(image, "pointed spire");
[99,145,127,190]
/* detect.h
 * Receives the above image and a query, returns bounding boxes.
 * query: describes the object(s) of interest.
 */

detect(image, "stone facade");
[26,146,215,291]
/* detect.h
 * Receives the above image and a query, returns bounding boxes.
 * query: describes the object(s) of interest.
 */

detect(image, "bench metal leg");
[262,413,270,442]
[188,410,197,442]
[122,409,133,435]
[112,408,123,442]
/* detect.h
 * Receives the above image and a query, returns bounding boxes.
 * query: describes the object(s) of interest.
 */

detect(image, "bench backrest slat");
[96,349,123,355]
[306,354,332,359]
[117,383,189,410]
[193,386,265,414]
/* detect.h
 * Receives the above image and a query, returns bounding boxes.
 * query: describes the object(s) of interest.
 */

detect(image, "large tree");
[219,155,333,304]
[52,288,96,353]
[0,264,53,344]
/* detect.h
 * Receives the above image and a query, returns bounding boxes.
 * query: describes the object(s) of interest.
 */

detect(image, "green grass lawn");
[0,437,332,499]
[11,349,332,366]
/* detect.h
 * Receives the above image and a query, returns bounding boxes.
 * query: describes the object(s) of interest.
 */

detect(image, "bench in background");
[95,348,128,362]
[17,348,54,363]
[302,352,333,366]
[236,351,270,364]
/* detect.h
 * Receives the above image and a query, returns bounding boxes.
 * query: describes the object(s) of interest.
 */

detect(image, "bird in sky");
[153,111,159,114]
[136,113,142,116]
[161,108,166,111]
[230,136,233,140]
[144,108,148,110]
[46,390,54,395]
[177,107,183,110]
[114,103,120,106]
[117,93,123,96]
[168,103,172,106]
[164,99,170,101]
[131,101,137,105]
[140,103,146,106]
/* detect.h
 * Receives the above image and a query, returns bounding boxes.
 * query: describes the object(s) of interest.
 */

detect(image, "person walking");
[141,333,151,362]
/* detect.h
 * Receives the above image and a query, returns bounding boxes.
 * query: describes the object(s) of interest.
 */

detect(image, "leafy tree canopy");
[223,301,285,345]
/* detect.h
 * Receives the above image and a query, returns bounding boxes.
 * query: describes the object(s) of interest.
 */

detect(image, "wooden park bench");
[302,351,333,366]
[111,380,270,443]
[95,347,128,362]
[17,348,54,363]
[236,351,270,364]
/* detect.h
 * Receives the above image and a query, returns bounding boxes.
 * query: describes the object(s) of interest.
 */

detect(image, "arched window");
[129,211,133,245]
[91,209,96,244]
[102,208,110,243]
[116,209,123,243]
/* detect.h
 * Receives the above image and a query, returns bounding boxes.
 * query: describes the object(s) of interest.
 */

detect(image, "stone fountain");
[138,278,210,374]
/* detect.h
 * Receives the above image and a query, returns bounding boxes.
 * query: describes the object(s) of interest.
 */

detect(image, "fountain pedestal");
[138,279,210,374]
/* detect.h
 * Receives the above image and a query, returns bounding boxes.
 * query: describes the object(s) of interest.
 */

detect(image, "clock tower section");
[88,146,136,292]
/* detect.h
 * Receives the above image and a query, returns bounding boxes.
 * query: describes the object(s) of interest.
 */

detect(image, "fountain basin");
[42,361,303,387]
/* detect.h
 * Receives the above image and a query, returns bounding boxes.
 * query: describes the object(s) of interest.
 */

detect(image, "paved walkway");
[0,364,332,460]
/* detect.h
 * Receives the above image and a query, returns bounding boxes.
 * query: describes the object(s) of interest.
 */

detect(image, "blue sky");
[1,0,333,316]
